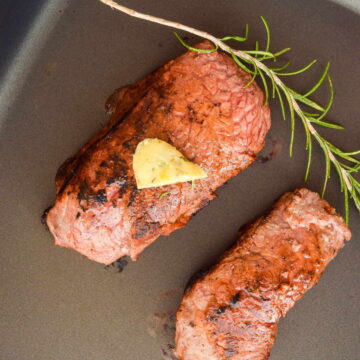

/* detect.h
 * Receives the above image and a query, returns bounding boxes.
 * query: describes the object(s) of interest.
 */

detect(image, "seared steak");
[45,41,271,264]
[175,188,351,360]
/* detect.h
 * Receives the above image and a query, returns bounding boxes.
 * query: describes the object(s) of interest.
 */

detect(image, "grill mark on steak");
[134,221,160,240]
[45,41,271,264]
[93,189,107,204]
[230,292,242,305]
[105,152,128,186]
[175,188,351,360]
[187,104,203,125]
[77,181,89,202]
[77,181,107,206]
[55,72,162,196]
[56,111,131,196]
[127,188,140,208]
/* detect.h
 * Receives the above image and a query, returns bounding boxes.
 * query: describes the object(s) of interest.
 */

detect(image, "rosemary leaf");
[345,150,360,156]
[243,67,258,88]
[255,40,260,58]
[315,76,334,122]
[258,70,269,105]
[260,16,271,56]
[276,59,317,76]
[303,62,330,98]
[291,91,325,112]
[305,136,313,181]
[230,52,256,75]
[221,24,249,42]
[271,61,292,72]
[273,48,291,58]
[325,142,360,164]
[174,32,218,53]
[275,85,286,120]
[344,187,349,223]
[310,119,344,130]
[320,142,331,197]
[303,112,320,117]
[282,87,296,156]
[270,72,276,99]
[244,50,275,59]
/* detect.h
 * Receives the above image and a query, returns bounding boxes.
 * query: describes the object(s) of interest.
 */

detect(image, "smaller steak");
[175,188,351,360]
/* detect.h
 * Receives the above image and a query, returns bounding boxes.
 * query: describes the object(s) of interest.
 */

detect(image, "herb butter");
[133,138,207,189]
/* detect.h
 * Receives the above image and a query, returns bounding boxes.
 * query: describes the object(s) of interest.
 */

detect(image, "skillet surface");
[0,1,359,359]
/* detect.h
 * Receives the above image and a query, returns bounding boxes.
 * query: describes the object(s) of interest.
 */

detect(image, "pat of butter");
[133,138,207,189]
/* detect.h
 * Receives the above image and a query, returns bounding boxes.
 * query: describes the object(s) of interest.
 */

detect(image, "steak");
[45,41,271,264]
[175,188,351,360]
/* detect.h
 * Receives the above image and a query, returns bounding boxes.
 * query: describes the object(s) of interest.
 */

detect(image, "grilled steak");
[175,188,351,360]
[45,41,271,264]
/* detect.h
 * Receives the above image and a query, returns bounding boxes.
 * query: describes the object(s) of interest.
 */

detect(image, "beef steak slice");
[45,41,271,264]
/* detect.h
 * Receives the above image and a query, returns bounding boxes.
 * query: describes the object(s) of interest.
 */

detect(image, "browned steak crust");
[175,188,351,360]
[45,42,271,264]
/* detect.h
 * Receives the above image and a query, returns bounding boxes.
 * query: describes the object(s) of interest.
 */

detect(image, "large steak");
[45,42,271,264]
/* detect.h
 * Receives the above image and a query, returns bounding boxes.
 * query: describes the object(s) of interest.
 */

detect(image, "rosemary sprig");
[99,0,360,223]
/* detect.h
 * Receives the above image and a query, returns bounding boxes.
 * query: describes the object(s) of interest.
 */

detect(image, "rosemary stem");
[99,0,358,220]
